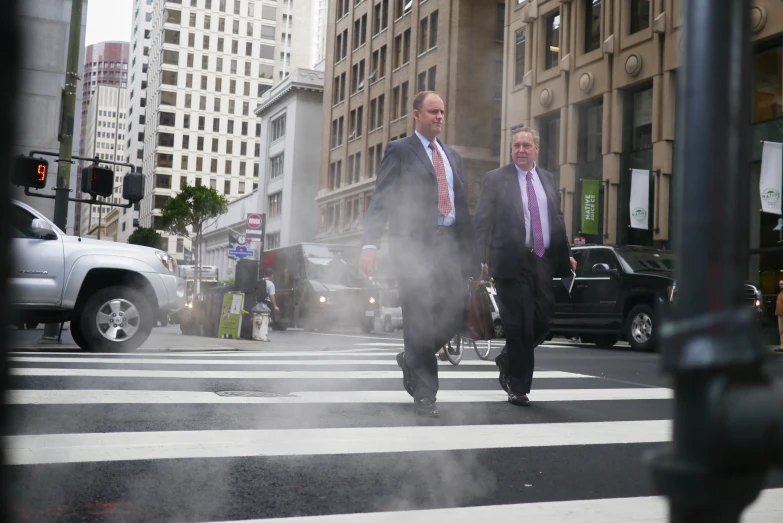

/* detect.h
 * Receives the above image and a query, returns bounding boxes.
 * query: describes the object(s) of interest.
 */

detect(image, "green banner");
[218,292,245,339]
[581,179,600,235]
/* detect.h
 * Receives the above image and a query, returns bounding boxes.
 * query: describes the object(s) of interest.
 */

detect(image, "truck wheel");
[80,286,154,353]
[624,304,656,352]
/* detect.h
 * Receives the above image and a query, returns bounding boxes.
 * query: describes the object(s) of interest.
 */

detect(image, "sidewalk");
[5,325,316,352]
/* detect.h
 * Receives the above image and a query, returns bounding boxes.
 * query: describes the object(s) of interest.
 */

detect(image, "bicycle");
[441,334,496,365]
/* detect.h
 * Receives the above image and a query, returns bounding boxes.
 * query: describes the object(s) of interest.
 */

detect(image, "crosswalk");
[5,342,783,522]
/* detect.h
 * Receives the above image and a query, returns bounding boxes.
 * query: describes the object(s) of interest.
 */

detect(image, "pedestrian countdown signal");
[81,165,115,198]
[13,156,48,189]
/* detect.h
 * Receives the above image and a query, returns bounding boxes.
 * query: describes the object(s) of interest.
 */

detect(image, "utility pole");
[646,1,783,521]
[41,0,84,342]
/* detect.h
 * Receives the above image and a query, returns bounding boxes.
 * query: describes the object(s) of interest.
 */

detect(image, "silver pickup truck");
[9,199,185,352]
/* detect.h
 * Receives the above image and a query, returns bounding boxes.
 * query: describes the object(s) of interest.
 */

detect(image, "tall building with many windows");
[120,0,156,243]
[79,85,129,239]
[75,42,130,236]
[141,0,320,260]
[500,0,783,299]
[316,0,505,248]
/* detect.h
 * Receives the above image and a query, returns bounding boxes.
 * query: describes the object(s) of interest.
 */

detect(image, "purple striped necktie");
[526,171,545,257]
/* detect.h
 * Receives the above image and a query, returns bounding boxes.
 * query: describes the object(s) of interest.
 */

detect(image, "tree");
[161,184,228,294]
[127,227,164,249]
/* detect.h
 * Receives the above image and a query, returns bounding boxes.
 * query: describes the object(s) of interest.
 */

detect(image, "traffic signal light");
[13,156,48,189]
[81,165,114,197]
[122,171,145,203]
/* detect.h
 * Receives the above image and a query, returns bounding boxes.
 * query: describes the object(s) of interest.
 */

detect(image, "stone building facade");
[501,0,783,295]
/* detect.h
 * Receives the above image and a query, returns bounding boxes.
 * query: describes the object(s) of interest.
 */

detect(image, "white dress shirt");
[516,162,551,250]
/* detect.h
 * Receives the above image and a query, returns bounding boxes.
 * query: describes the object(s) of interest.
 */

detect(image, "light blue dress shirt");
[414,130,456,227]
[516,162,551,250]
[362,133,456,250]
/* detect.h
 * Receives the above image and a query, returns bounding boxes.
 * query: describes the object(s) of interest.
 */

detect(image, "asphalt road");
[5,328,783,522]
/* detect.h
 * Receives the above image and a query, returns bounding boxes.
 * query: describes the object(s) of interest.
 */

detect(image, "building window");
[392,86,400,120]
[579,98,603,163]
[354,14,368,49]
[752,45,783,123]
[266,232,280,249]
[418,71,426,92]
[515,29,526,85]
[268,192,282,218]
[270,154,284,178]
[395,0,412,19]
[403,29,411,64]
[271,114,286,140]
[352,60,366,93]
[373,0,389,35]
[333,72,347,104]
[585,0,601,53]
[419,17,428,54]
[429,10,438,48]
[537,114,560,175]
[631,87,653,151]
[371,46,386,82]
[400,82,409,117]
[337,0,350,20]
[259,44,274,59]
[331,117,344,148]
[427,66,436,91]
[496,3,504,42]
[262,5,276,20]
[545,11,560,70]
[630,0,650,34]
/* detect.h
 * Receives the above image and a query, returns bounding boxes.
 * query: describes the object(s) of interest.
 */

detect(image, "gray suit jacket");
[473,162,572,278]
[361,135,477,279]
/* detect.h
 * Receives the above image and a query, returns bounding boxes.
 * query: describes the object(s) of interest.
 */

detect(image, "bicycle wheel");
[473,338,492,360]
[444,335,463,365]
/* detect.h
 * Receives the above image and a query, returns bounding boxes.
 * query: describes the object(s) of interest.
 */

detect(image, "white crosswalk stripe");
[6,343,781,522]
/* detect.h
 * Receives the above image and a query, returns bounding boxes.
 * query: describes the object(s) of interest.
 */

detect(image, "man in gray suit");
[473,127,577,406]
[360,91,476,417]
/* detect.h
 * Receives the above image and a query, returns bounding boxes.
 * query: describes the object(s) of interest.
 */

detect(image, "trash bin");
[251,302,271,342]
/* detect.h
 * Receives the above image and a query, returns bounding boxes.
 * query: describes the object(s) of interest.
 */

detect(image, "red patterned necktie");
[429,142,452,216]
[526,171,546,257]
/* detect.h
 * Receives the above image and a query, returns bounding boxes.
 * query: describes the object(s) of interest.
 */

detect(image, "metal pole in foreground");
[647,1,783,521]
[41,0,84,342]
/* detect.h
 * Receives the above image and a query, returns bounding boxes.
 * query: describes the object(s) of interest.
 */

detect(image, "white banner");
[629,169,650,230]
[760,141,782,215]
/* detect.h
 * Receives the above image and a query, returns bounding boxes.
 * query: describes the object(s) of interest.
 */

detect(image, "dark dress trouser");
[494,251,555,395]
[398,228,465,402]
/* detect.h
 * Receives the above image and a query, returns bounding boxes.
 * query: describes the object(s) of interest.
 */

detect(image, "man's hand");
[570,257,577,272]
[274,306,280,313]
[360,249,378,276]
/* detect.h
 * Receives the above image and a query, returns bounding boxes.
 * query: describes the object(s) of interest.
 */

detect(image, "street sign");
[228,245,255,259]
[246,213,264,239]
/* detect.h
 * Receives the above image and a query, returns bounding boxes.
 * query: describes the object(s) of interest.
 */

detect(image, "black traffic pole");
[647,1,783,522]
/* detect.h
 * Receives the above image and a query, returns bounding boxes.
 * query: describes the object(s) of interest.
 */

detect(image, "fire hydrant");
[251,302,271,342]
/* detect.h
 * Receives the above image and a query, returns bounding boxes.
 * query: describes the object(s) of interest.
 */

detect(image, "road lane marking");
[7,388,672,405]
[205,488,783,523]
[4,419,670,464]
[9,357,499,367]
[8,351,400,358]
[9,368,592,379]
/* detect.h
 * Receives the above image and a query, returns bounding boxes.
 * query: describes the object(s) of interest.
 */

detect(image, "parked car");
[9,199,185,352]
[549,245,765,352]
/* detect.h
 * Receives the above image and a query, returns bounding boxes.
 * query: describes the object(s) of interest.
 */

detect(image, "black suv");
[550,245,765,351]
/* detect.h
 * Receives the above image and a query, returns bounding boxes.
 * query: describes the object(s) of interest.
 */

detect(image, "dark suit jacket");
[473,162,572,279]
[362,135,476,280]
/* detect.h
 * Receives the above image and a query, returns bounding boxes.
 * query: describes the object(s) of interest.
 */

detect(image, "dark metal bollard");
[646,0,783,521]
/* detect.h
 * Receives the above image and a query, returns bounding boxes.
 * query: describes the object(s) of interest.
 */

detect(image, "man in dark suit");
[360,91,476,417]
[473,127,577,406]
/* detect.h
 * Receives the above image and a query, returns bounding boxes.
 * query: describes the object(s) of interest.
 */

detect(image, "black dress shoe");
[396,351,414,397]
[508,392,531,407]
[495,355,509,393]
[414,398,440,417]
